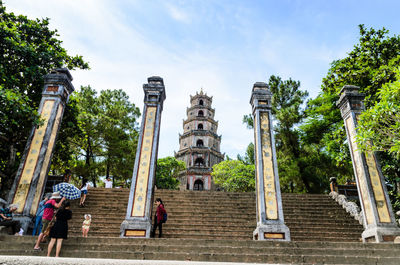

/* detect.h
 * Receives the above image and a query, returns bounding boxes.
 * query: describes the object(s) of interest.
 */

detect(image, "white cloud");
[3,0,364,161]
[164,2,191,23]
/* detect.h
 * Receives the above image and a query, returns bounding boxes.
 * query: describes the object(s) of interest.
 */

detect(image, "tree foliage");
[303,25,400,184]
[0,2,89,197]
[70,87,140,186]
[212,160,255,192]
[356,68,400,158]
[237,143,254,165]
[242,75,330,193]
[155,157,186,190]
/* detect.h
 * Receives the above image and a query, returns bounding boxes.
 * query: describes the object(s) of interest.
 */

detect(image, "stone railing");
[329,177,359,200]
[329,191,363,225]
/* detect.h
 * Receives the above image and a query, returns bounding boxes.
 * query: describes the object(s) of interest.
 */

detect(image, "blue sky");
[5,0,400,159]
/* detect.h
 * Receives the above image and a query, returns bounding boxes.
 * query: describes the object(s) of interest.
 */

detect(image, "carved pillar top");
[250,82,272,113]
[43,68,75,102]
[336,85,365,118]
[143,76,166,109]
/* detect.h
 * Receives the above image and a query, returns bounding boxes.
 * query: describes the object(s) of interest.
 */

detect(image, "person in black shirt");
[47,201,72,257]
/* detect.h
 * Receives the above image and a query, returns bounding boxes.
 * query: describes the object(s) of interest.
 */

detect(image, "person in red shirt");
[150,198,166,238]
[33,192,65,251]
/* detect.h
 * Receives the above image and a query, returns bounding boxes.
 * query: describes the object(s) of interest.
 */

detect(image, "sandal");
[33,247,43,251]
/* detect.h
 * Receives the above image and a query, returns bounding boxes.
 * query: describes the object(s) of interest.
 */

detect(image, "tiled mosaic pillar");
[120,76,166,238]
[250,82,290,241]
[7,68,74,232]
[337,85,400,242]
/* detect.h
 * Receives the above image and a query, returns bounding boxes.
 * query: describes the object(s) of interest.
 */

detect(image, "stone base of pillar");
[13,215,32,235]
[120,218,152,238]
[253,223,291,241]
[362,225,400,243]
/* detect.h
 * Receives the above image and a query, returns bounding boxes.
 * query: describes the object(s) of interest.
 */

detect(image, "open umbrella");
[53,182,81,200]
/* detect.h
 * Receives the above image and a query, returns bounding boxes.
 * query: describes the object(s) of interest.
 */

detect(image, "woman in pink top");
[33,192,65,251]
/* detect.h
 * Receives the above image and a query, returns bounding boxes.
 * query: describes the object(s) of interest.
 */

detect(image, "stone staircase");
[1,188,400,264]
[67,188,364,241]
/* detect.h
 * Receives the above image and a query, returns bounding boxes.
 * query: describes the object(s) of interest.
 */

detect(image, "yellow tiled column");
[250,82,290,241]
[120,76,166,238]
[8,69,74,233]
[337,85,400,242]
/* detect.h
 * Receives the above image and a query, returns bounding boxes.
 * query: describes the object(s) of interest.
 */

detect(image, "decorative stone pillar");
[337,85,400,242]
[120,76,166,238]
[8,68,74,232]
[250,82,290,241]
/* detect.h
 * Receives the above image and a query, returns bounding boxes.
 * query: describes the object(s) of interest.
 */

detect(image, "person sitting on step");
[0,204,22,236]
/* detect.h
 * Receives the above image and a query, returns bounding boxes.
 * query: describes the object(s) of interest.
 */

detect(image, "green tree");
[243,76,320,193]
[212,160,255,192]
[0,2,89,197]
[155,157,186,190]
[304,25,400,185]
[70,87,141,187]
[72,86,101,185]
[50,97,81,175]
[237,143,255,165]
[97,89,140,184]
[356,69,400,157]
[356,68,400,210]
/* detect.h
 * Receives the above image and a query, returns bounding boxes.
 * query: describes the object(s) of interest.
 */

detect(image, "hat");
[50,191,62,200]
[84,214,91,219]
[9,204,19,210]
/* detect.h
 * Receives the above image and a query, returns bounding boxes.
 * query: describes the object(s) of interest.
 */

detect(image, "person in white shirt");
[104,177,112,189]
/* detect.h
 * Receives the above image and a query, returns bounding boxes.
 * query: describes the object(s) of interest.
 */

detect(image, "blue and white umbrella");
[53,182,81,200]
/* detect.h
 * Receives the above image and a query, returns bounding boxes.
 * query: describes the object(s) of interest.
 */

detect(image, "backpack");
[162,212,167,223]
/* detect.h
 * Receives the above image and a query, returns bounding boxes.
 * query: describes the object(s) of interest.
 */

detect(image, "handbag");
[42,211,57,237]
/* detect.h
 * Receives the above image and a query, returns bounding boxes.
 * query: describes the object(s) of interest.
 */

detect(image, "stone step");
[84,194,336,201]
[67,226,362,238]
[1,236,399,264]
[68,219,363,230]
[10,235,399,248]
[64,189,366,245]
[3,249,399,264]
[3,240,399,256]
[80,200,341,208]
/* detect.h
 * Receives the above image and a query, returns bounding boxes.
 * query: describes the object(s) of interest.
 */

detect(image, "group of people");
[32,191,92,256]
[1,175,169,257]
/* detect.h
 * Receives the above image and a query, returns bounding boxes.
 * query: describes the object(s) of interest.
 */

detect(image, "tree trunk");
[106,162,110,179]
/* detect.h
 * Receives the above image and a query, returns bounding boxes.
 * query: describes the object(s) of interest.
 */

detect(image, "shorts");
[42,218,51,232]
[81,190,88,195]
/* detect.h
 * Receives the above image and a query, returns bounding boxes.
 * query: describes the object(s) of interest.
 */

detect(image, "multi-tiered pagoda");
[175,90,224,190]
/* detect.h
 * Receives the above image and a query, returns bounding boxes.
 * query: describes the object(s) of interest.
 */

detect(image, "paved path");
[0,256,288,265]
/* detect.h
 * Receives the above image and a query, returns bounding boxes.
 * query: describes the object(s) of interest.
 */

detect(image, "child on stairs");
[82,214,91,237]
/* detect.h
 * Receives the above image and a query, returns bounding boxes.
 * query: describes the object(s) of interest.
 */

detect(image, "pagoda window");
[197,123,203,130]
[194,157,204,166]
[198,110,204,117]
[196,139,204,147]
[199,99,204,106]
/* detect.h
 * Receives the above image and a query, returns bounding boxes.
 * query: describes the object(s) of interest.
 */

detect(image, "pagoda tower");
[175,90,224,190]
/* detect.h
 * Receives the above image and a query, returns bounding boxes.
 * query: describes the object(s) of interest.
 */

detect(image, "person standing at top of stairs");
[151,198,166,238]
[104,177,113,189]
